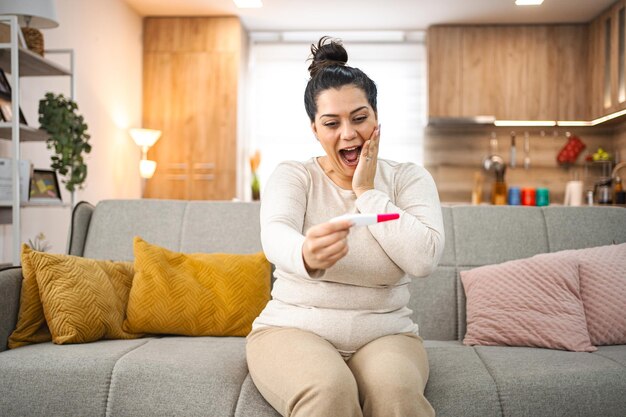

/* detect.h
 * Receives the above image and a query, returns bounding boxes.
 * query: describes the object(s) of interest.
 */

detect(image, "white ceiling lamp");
[515,0,544,5]
[233,0,263,8]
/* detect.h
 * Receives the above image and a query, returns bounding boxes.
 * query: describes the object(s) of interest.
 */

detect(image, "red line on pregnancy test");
[377,213,400,223]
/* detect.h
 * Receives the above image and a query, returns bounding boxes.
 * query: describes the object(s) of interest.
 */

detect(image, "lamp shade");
[139,160,157,179]
[0,0,59,28]
[130,128,162,149]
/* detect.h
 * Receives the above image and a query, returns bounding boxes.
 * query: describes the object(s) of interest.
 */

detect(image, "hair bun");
[308,36,348,78]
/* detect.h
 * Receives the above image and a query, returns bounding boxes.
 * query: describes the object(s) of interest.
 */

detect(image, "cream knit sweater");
[252,157,444,358]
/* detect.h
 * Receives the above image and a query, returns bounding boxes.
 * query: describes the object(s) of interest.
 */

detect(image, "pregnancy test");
[330,213,400,227]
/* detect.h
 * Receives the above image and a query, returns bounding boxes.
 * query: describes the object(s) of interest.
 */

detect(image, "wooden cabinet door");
[613,1,626,111]
[461,26,498,117]
[189,52,238,200]
[525,26,558,120]
[556,25,589,121]
[588,17,604,120]
[492,26,528,120]
[143,52,191,200]
[142,17,240,200]
[427,26,462,117]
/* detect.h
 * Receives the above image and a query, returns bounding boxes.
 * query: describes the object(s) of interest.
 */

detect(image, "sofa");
[1,199,625,417]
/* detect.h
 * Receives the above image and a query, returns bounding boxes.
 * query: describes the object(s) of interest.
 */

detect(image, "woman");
[246,36,444,417]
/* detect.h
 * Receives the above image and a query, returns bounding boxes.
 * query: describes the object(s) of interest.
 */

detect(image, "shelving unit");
[0,16,74,265]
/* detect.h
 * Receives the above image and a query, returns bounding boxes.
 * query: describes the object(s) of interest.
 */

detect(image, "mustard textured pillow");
[124,237,271,337]
[26,249,140,345]
[8,245,52,349]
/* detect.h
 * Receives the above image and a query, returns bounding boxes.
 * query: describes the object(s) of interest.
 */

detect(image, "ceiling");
[123,0,616,31]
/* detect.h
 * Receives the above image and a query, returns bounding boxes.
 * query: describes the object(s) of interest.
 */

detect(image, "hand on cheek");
[352,124,380,197]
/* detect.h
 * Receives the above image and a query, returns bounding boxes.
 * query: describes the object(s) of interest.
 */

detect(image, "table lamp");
[0,0,59,56]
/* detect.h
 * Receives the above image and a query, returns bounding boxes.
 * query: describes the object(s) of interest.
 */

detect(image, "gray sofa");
[1,199,625,417]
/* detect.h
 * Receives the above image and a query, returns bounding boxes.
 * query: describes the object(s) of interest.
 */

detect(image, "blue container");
[507,186,521,205]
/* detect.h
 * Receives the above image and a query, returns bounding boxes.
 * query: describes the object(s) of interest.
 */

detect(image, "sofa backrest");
[73,200,626,341]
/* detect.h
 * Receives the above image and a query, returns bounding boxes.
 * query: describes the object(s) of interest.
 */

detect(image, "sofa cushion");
[0,338,151,416]
[26,248,140,345]
[234,375,281,417]
[8,246,51,348]
[474,345,626,417]
[576,243,626,346]
[423,340,503,417]
[106,337,251,417]
[124,238,271,337]
[461,251,595,352]
[452,206,549,266]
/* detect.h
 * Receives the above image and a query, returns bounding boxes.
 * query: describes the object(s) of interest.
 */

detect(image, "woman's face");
[312,85,377,182]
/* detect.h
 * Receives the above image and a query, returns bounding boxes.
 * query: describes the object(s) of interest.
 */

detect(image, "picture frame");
[29,169,62,203]
[0,69,10,96]
[0,69,28,125]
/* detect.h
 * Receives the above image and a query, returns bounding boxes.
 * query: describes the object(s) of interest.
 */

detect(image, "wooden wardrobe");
[142,17,242,200]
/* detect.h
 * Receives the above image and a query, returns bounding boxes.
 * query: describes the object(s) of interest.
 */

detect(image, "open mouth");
[338,146,363,167]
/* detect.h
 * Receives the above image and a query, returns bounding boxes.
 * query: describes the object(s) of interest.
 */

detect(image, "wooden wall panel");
[143,17,241,200]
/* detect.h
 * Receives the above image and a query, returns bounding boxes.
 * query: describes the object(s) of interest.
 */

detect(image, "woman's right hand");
[302,220,352,273]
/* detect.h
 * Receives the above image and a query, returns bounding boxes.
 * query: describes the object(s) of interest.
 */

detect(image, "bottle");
[509,131,516,169]
[489,132,498,155]
[614,176,624,204]
[491,170,507,205]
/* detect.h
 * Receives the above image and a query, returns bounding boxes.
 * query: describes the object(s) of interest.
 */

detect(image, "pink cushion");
[576,243,626,346]
[461,252,596,352]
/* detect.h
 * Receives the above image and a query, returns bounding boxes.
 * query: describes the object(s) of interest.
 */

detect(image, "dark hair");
[304,36,377,122]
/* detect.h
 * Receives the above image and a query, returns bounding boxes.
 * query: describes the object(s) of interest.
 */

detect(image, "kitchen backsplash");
[424,125,621,204]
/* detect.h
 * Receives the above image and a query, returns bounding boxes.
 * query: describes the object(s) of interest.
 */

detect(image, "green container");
[536,187,550,206]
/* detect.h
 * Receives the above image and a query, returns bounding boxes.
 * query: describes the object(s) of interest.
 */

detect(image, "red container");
[521,187,536,206]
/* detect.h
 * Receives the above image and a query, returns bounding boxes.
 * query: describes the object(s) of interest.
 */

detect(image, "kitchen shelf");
[0,47,71,76]
[0,123,48,142]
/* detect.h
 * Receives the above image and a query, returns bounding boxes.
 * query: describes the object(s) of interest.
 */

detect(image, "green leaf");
[39,92,90,192]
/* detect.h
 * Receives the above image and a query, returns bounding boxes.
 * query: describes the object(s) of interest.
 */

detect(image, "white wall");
[0,0,143,259]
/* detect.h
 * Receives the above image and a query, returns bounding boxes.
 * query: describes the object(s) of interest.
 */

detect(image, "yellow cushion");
[124,237,271,337]
[8,245,51,349]
[16,246,141,345]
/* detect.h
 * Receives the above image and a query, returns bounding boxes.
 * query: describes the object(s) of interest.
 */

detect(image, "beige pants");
[246,327,435,417]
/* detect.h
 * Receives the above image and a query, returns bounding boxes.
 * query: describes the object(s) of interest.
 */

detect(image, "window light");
[233,0,262,8]
[515,0,544,5]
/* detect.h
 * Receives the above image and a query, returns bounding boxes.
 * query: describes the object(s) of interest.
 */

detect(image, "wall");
[424,126,618,203]
[0,0,143,260]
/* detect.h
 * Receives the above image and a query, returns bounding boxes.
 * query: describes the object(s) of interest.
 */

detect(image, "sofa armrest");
[67,201,95,256]
[0,267,22,352]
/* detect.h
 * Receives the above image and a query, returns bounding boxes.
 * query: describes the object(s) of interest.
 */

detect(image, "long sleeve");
[252,158,432,352]
[259,161,316,279]
[355,162,445,278]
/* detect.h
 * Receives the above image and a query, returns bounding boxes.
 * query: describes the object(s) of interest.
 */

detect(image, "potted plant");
[38,93,91,206]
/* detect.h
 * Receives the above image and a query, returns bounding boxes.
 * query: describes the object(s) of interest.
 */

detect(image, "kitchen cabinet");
[428,25,587,121]
[427,27,462,118]
[142,17,241,200]
[588,12,605,120]
[556,25,589,121]
[586,0,626,120]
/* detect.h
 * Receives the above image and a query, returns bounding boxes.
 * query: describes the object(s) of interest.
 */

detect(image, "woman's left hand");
[352,124,380,197]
